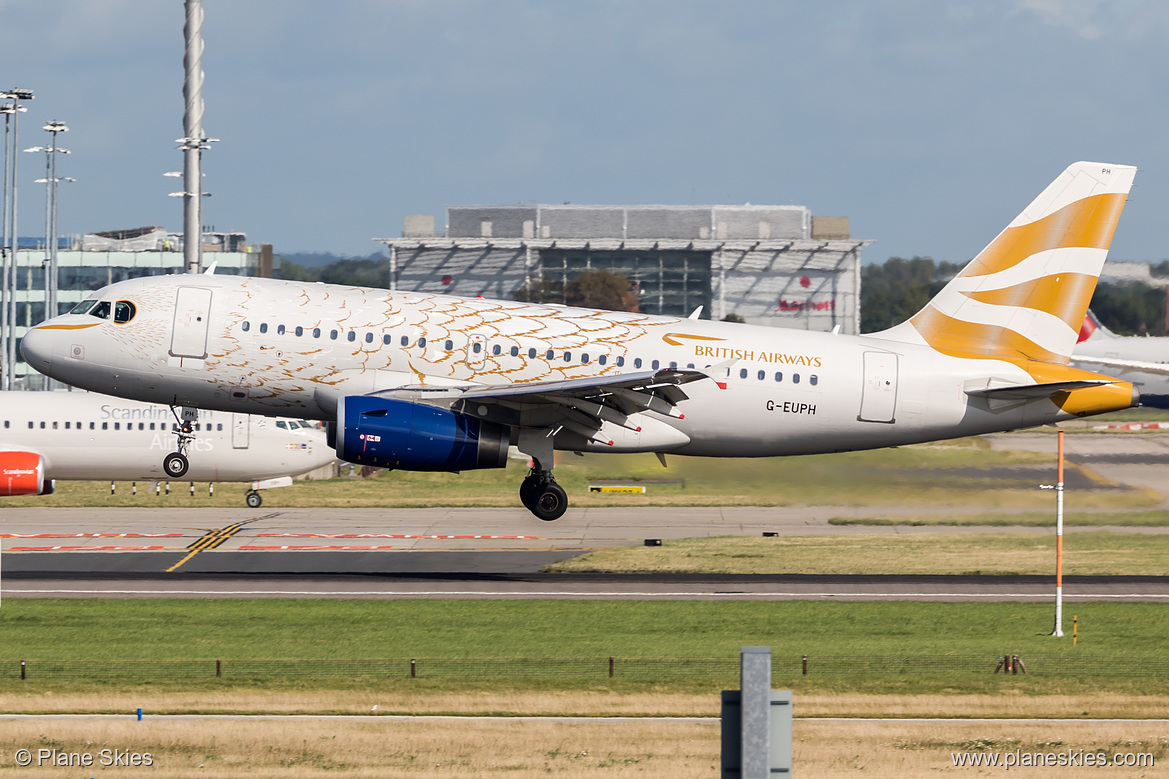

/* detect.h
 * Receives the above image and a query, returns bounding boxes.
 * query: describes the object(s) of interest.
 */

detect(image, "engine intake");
[335,396,509,472]
[0,451,54,496]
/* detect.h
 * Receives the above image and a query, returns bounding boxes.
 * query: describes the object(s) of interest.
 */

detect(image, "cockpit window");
[276,421,288,429]
[90,301,112,320]
[113,301,136,324]
[69,300,98,315]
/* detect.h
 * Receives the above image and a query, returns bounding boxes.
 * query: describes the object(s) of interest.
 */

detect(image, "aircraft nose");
[19,326,54,374]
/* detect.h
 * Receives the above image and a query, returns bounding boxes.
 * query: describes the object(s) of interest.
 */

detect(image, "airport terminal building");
[379,204,868,333]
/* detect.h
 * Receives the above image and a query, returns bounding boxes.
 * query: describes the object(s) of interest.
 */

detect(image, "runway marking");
[239,545,397,550]
[1,533,182,538]
[257,533,542,539]
[6,589,1169,600]
[166,513,283,573]
[9,546,167,551]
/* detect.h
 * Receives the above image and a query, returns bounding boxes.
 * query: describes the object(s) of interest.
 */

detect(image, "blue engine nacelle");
[334,396,509,472]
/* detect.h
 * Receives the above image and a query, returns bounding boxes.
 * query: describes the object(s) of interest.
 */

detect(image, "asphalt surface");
[2,430,1167,600]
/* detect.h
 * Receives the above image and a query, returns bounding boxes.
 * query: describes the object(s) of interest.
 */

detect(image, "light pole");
[0,88,33,391]
[27,120,71,324]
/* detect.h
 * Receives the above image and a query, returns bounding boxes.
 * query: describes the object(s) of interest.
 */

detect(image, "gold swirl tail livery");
[22,162,1138,520]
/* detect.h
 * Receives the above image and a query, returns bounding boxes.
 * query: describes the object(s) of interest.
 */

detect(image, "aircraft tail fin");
[1077,309,1117,343]
[880,162,1136,364]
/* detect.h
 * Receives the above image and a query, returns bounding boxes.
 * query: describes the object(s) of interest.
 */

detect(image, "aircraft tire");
[245,490,262,508]
[163,452,189,479]
[531,481,568,522]
[519,474,541,511]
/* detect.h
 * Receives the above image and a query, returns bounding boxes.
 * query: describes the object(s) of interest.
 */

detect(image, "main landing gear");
[163,406,198,479]
[520,467,567,521]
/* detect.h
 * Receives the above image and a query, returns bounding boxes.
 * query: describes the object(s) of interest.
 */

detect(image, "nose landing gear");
[163,406,199,478]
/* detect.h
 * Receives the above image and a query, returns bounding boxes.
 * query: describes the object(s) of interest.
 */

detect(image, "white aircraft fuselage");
[20,162,1142,519]
[0,390,333,494]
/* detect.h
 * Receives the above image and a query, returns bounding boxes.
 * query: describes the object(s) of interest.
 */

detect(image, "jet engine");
[0,451,54,496]
[334,396,509,472]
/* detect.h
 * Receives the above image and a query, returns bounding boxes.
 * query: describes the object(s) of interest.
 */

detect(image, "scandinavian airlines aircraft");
[0,391,334,506]
[21,162,1140,520]
[1073,311,1169,406]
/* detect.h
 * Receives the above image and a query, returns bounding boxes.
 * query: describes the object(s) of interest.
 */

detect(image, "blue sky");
[2,0,1167,263]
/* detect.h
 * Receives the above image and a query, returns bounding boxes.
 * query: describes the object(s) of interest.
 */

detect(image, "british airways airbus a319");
[22,162,1140,520]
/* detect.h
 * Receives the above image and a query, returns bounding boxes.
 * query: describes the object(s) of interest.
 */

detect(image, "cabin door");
[859,351,898,423]
[232,413,250,449]
[170,287,213,359]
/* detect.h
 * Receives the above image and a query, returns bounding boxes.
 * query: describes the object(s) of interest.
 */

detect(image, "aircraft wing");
[421,368,714,447]
[1071,355,1169,377]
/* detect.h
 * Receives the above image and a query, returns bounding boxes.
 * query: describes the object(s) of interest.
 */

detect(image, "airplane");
[20,161,1140,521]
[1072,310,1169,407]
[0,391,334,507]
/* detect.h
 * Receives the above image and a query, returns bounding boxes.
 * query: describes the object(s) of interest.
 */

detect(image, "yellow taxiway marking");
[166,513,282,572]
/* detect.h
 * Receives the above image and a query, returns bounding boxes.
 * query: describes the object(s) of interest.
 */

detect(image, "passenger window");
[113,301,136,323]
[528,348,537,359]
[90,301,112,320]
[418,337,427,348]
[383,335,392,345]
[652,360,660,370]
[810,375,818,386]
[564,352,571,362]
[217,423,223,431]
[598,355,607,366]
[64,421,70,429]
[27,421,33,429]
[39,421,45,429]
[139,423,145,430]
[102,422,108,430]
[739,369,748,379]
[473,342,482,354]
[242,321,250,332]
[510,346,519,357]
[52,421,58,430]
[633,358,642,369]
[669,361,678,370]
[114,423,119,430]
[347,332,356,342]
[445,339,454,350]
[775,372,783,382]
[277,325,286,335]
[581,353,589,364]
[330,330,338,340]
[546,349,555,359]
[89,422,95,429]
[493,344,502,356]
[149,423,155,430]
[616,356,625,367]
[295,326,304,337]
[365,332,374,343]
[793,374,801,384]
[757,370,765,380]
[313,328,321,338]
[259,323,268,334]
[401,336,409,347]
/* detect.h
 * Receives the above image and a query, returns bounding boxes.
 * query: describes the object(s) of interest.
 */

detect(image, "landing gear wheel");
[245,490,262,508]
[163,452,189,479]
[519,473,542,511]
[531,481,568,522]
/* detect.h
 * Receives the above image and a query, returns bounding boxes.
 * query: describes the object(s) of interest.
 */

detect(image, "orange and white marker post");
[1053,430,1065,637]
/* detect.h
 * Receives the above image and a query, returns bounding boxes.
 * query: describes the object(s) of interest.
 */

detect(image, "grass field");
[830,511,1169,527]
[1,599,1166,703]
[1,437,1159,509]
[544,531,1169,575]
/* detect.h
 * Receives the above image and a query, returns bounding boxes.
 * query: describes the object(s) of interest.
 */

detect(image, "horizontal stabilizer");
[966,379,1115,399]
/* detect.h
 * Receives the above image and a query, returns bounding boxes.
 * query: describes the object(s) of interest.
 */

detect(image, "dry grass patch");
[0,718,720,778]
[796,720,1167,778]
[4,690,1169,720]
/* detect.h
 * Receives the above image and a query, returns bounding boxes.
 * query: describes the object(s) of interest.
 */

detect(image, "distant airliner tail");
[880,162,1136,365]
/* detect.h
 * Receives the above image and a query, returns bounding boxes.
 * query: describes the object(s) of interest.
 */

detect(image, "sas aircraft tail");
[880,162,1136,366]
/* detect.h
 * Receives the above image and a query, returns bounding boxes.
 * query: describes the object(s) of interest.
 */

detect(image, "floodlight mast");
[180,0,217,275]
[0,88,32,390]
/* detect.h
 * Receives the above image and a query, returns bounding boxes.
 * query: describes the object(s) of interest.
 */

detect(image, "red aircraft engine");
[0,451,54,495]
